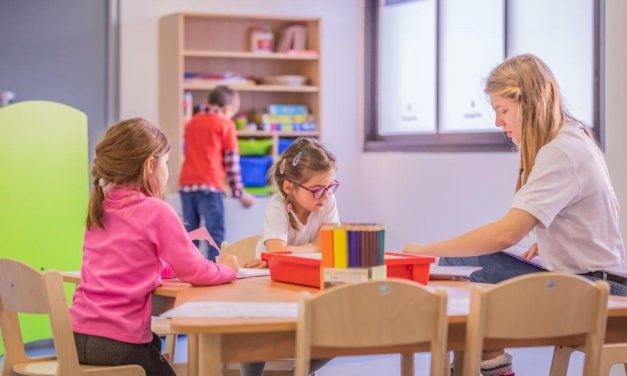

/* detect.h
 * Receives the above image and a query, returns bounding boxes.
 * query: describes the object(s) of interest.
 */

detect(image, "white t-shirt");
[256,193,340,257]
[512,122,625,275]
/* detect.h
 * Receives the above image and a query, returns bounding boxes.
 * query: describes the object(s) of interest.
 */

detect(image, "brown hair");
[86,118,170,229]
[484,54,574,191]
[208,86,239,108]
[268,137,337,229]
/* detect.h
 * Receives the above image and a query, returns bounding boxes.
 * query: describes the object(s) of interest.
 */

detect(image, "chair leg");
[164,334,177,361]
[401,353,414,376]
[453,351,463,376]
[599,344,627,376]
[550,346,576,376]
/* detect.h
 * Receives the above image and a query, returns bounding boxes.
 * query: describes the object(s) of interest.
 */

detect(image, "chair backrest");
[220,235,261,265]
[463,273,609,376]
[0,258,84,374]
[295,279,448,376]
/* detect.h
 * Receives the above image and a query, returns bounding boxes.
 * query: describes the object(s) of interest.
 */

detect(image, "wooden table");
[168,277,627,376]
[62,273,627,376]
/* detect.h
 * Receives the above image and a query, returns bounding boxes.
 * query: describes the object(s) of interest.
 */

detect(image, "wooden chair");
[463,273,609,376]
[550,342,627,375]
[0,258,145,375]
[220,235,261,265]
[220,235,296,376]
[295,279,449,376]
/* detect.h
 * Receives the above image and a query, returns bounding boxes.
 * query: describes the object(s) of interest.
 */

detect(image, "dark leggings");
[240,359,331,376]
[73,332,176,376]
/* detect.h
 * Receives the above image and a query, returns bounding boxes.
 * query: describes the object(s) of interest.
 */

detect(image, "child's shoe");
[480,352,515,376]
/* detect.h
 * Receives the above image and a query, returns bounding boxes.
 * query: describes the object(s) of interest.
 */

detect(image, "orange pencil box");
[261,251,435,288]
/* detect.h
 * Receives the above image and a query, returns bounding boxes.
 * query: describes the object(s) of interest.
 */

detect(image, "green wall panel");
[0,101,88,354]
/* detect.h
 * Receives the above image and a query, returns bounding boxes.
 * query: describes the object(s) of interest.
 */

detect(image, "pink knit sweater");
[70,186,236,343]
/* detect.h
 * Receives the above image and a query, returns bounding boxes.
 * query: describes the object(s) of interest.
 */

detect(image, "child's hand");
[243,258,268,268]
[239,192,255,208]
[522,243,539,260]
[216,253,240,272]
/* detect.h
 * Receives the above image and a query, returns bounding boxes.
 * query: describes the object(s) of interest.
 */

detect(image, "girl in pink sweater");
[70,118,238,375]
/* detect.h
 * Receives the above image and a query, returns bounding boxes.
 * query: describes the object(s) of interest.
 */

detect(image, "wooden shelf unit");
[159,13,321,193]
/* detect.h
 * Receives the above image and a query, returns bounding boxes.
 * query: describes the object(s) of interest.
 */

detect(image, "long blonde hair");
[485,54,574,191]
[268,137,337,229]
[87,118,170,229]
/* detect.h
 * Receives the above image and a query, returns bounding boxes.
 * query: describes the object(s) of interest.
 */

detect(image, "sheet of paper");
[447,297,470,316]
[187,227,219,250]
[429,265,482,280]
[237,268,270,279]
[502,245,546,270]
[160,301,298,319]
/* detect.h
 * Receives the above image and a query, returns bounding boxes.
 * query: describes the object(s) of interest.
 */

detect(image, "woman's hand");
[521,243,539,260]
[216,253,240,272]
[403,243,427,254]
[243,258,268,268]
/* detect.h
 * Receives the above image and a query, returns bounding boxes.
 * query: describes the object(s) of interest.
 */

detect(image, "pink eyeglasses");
[292,180,339,199]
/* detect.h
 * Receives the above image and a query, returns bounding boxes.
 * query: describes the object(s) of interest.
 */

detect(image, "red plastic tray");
[261,251,435,288]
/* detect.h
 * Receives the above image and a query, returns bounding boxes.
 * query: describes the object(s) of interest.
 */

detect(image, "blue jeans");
[439,253,627,296]
[180,190,224,261]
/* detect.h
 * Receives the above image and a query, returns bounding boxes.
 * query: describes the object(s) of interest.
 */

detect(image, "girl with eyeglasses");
[244,137,340,269]
[241,137,338,376]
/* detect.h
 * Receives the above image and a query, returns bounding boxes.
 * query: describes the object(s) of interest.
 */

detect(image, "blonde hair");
[484,54,574,191]
[87,118,171,229]
[268,137,337,229]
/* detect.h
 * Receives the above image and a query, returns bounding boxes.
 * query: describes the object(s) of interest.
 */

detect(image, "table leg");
[188,333,199,376]
[199,333,223,376]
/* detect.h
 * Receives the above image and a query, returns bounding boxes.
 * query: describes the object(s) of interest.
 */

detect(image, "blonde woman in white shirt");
[405,54,626,376]
[242,137,339,376]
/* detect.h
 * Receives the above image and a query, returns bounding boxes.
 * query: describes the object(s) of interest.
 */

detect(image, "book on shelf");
[267,104,308,116]
[276,24,308,53]
[184,72,255,86]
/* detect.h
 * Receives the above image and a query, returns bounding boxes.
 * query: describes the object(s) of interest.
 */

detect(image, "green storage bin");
[238,138,273,156]
[244,185,275,196]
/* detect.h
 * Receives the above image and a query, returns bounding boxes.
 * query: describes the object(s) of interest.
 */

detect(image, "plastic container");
[244,185,275,196]
[250,27,274,52]
[261,251,436,288]
[240,156,273,187]
[278,138,296,154]
[238,138,273,156]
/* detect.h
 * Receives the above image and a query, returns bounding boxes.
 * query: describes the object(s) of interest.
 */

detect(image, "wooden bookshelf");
[159,13,321,193]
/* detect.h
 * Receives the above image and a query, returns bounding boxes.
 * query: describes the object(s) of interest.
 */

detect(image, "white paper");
[447,297,470,316]
[429,265,482,280]
[502,245,546,270]
[237,268,270,279]
[160,301,298,319]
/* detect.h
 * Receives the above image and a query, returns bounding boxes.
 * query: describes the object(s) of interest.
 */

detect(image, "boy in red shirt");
[179,86,255,260]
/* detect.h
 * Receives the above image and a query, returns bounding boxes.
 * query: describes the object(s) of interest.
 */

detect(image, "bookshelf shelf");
[237,130,319,137]
[159,13,321,193]
[182,82,319,93]
[183,50,319,60]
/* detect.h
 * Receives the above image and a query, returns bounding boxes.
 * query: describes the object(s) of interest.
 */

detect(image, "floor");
[3,336,626,375]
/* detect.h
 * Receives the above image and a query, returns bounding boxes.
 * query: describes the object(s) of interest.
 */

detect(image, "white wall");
[604,0,627,242]
[120,0,625,250]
